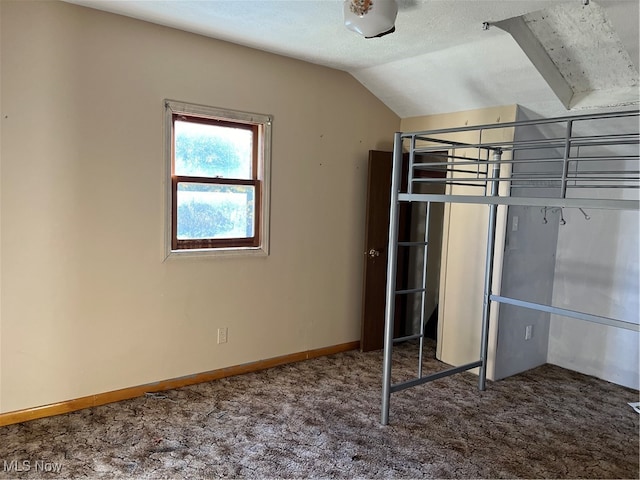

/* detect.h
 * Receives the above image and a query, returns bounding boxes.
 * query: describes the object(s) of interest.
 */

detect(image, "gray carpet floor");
[0,341,638,479]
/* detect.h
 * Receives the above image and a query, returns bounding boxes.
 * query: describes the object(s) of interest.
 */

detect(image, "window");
[165,100,272,257]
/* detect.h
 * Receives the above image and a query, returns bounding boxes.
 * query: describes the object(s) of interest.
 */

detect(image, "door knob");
[368,248,380,258]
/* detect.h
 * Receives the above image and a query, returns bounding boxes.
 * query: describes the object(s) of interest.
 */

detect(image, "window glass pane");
[174,120,253,179]
[177,183,255,240]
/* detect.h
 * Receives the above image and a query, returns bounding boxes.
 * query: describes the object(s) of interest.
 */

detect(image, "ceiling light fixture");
[344,0,398,38]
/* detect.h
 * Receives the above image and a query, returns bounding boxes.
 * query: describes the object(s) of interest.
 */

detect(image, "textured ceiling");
[522,1,639,110]
[64,0,640,119]
[526,3,638,93]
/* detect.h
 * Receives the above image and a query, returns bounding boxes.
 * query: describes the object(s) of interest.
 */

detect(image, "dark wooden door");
[360,151,409,352]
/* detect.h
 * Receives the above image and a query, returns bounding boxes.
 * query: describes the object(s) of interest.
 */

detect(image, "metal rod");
[478,129,485,181]
[412,135,639,155]
[414,167,489,175]
[401,109,639,139]
[396,193,639,210]
[511,171,640,177]
[411,132,639,148]
[381,132,404,426]
[408,135,416,195]
[567,155,639,162]
[561,120,573,198]
[417,201,431,378]
[568,172,640,176]
[413,153,477,162]
[568,176,640,180]
[393,333,424,343]
[411,178,500,183]
[478,150,501,391]
[414,136,472,148]
[390,361,484,393]
[444,183,488,188]
[510,183,562,189]
[572,131,640,141]
[395,287,427,295]
[558,138,640,148]
[413,155,637,169]
[412,177,575,184]
[509,176,640,182]
[413,159,557,168]
[490,295,640,332]
[412,137,567,153]
[510,183,640,189]
[413,176,640,185]
[398,241,429,246]
[565,184,640,189]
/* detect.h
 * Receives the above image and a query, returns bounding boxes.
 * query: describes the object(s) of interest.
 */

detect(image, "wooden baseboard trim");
[0,341,359,427]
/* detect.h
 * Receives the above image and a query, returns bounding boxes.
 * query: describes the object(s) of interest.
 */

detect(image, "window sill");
[164,246,268,261]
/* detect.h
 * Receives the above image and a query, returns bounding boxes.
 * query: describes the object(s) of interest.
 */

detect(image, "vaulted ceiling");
[64,0,639,119]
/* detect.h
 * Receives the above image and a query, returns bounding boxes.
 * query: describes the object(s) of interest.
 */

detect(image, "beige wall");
[401,106,517,379]
[0,1,399,413]
[400,106,517,133]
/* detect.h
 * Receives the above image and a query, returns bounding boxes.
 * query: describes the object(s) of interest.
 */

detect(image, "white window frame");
[163,99,272,259]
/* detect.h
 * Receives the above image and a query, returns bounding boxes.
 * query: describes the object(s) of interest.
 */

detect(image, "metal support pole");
[560,120,573,198]
[478,149,501,391]
[417,201,431,378]
[381,132,404,425]
[408,135,416,195]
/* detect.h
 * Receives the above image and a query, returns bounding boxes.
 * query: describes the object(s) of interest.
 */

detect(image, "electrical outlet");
[525,325,533,341]
[217,327,228,344]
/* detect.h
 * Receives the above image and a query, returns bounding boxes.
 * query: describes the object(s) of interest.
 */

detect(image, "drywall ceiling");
[63,0,639,119]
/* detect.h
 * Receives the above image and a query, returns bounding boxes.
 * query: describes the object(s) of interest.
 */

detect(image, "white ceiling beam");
[493,17,574,110]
